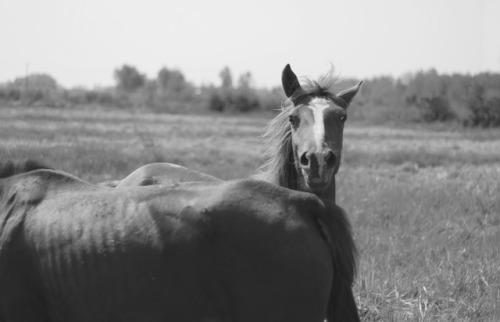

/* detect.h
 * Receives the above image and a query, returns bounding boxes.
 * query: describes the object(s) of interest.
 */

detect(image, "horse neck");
[315,177,336,204]
[255,167,336,204]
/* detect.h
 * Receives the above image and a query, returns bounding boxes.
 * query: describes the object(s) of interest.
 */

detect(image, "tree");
[237,71,254,89]
[404,70,453,122]
[12,73,58,91]
[157,67,187,93]
[206,88,225,112]
[219,66,233,89]
[114,65,145,92]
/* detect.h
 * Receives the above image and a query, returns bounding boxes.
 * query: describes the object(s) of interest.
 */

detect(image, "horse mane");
[256,67,344,189]
[0,159,52,179]
[255,109,299,189]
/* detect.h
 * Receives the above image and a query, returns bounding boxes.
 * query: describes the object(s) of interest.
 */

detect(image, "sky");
[1,0,499,89]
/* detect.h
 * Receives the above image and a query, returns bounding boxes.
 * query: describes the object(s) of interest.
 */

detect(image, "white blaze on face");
[308,98,330,150]
[307,98,330,175]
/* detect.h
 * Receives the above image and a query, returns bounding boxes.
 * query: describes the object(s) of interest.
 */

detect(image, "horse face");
[288,97,345,191]
[282,64,361,192]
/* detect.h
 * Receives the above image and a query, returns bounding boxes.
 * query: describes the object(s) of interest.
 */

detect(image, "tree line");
[0,65,282,114]
[1,65,499,127]
[353,70,500,127]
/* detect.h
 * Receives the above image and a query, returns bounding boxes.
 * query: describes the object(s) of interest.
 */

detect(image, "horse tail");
[315,202,360,322]
[326,280,360,322]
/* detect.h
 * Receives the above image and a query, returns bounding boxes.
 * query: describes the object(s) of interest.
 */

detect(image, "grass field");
[1,106,499,321]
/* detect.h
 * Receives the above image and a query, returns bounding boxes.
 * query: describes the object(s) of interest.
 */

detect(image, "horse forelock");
[286,67,347,109]
[0,160,52,179]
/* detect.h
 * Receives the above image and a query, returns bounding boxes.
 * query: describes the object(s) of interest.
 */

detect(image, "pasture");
[1,106,499,321]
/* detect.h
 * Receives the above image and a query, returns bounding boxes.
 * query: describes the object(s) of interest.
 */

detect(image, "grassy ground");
[1,106,499,321]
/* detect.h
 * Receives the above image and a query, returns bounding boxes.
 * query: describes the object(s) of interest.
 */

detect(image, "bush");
[484,96,500,127]
[114,65,145,92]
[414,95,454,122]
[466,84,500,127]
[206,89,225,112]
[203,87,262,113]
[257,87,283,112]
[2,88,21,101]
[231,88,259,112]
[64,88,118,107]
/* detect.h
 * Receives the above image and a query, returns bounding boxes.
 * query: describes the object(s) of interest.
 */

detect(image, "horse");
[112,64,362,206]
[0,159,357,322]
[104,64,363,320]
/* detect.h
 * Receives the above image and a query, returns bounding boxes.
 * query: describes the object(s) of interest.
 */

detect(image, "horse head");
[281,64,362,194]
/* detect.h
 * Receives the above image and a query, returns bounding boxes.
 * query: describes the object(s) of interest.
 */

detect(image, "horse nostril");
[325,151,336,168]
[299,153,309,167]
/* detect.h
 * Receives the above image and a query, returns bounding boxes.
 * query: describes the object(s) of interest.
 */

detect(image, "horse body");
[1,167,337,322]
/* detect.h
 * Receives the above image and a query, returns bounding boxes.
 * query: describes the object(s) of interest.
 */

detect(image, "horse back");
[1,177,333,322]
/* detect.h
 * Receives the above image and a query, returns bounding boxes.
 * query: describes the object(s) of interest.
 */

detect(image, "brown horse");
[256,64,362,203]
[0,160,356,322]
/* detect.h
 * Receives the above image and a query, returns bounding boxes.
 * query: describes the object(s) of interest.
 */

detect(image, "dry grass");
[1,106,499,321]
[338,165,500,321]
[0,106,267,182]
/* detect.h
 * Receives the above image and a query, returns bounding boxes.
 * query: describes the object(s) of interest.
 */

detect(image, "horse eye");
[289,115,299,126]
[339,115,347,122]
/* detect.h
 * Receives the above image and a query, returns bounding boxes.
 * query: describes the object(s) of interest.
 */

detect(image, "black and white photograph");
[1,0,499,321]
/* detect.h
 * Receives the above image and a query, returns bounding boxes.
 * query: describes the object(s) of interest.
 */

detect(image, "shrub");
[206,89,225,112]
[231,88,259,112]
[414,95,454,122]
[114,65,145,92]
[466,84,500,127]
[5,88,21,101]
[484,96,500,127]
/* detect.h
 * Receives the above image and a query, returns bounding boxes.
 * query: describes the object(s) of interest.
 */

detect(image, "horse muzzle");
[298,149,338,191]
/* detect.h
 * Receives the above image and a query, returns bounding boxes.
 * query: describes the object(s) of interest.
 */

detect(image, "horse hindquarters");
[0,213,48,322]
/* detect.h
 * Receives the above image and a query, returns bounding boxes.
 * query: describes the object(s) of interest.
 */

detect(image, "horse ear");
[282,64,302,98]
[337,81,362,107]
